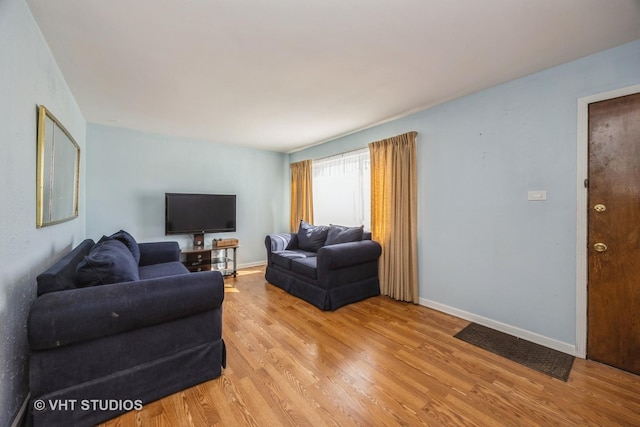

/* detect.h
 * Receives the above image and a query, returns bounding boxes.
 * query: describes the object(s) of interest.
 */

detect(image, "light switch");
[528,190,547,201]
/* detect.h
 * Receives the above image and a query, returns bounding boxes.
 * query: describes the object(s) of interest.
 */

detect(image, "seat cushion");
[291,257,318,280]
[139,261,189,280]
[76,238,140,287]
[272,250,314,269]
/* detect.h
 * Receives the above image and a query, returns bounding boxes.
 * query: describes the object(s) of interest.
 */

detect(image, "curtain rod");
[297,131,417,163]
[313,147,369,162]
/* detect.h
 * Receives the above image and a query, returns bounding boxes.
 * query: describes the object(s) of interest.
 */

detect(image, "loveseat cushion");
[297,220,329,251]
[325,224,364,245]
[76,238,140,287]
[272,250,314,270]
[110,229,141,264]
[291,257,318,280]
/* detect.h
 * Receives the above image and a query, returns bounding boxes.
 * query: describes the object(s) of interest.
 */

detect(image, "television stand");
[181,244,238,277]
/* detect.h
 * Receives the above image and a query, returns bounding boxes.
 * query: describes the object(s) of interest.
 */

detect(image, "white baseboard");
[12,393,30,427]
[419,297,577,356]
[237,260,266,269]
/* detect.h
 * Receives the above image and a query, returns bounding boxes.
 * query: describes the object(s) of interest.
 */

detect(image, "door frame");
[575,83,640,358]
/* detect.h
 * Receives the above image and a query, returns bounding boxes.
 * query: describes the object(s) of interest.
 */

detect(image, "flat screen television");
[165,193,236,240]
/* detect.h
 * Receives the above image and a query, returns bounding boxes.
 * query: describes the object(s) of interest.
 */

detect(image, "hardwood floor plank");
[98,266,640,426]
[256,363,326,427]
[216,374,262,426]
[181,384,221,426]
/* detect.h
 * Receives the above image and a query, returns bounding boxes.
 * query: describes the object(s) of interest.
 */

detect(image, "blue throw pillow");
[325,224,364,246]
[110,229,140,264]
[297,220,329,252]
[76,238,140,287]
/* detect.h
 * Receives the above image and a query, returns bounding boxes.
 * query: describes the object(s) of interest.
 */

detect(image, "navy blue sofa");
[27,234,225,427]
[265,222,382,310]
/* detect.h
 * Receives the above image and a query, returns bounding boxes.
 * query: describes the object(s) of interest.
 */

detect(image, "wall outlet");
[528,190,547,201]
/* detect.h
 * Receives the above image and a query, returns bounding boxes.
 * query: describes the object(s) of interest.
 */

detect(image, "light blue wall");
[86,124,288,265]
[290,39,640,350]
[2,2,638,421]
[0,0,86,424]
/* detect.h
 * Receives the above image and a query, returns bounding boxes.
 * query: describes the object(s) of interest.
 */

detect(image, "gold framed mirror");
[36,105,80,228]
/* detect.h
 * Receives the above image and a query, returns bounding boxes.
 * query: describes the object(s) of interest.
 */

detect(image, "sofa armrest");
[138,241,180,266]
[28,271,224,350]
[265,233,298,265]
[265,233,297,252]
[317,240,382,271]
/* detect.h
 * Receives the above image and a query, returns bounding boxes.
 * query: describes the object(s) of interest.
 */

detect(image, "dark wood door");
[587,92,640,375]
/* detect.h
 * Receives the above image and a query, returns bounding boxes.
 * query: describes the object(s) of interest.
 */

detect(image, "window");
[312,148,370,229]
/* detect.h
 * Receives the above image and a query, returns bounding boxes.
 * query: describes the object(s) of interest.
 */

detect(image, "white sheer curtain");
[312,148,370,229]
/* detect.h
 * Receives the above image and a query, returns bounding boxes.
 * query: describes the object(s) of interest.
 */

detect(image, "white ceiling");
[26,0,640,153]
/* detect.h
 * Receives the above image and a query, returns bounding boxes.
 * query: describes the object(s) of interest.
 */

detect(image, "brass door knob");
[594,204,606,212]
[593,242,608,252]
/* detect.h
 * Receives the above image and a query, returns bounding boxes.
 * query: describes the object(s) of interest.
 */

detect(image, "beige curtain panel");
[369,131,419,303]
[290,159,314,232]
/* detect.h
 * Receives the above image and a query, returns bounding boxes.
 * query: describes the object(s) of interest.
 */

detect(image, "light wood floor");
[101,266,640,426]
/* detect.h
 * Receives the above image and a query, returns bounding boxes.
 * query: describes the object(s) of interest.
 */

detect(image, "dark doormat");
[455,323,574,381]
